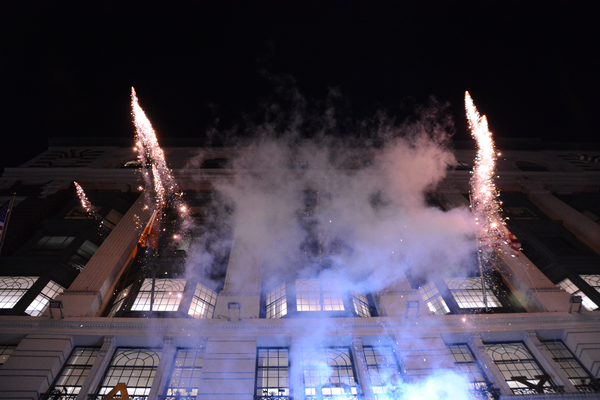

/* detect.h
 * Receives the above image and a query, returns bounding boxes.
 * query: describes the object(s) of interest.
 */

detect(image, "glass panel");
[557,278,598,311]
[302,348,358,396]
[98,348,161,396]
[188,283,217,319]
[256,348,290,397]
[418,282,450,315]
[296,279,345,312]
[351,291,371,318]
[266,283,287,319]
[364,346,403,398]
[25,280,65,316]
[0,276,39,309]
[542,341,599,393]
[131,279,186,312]
[485,342,555,394]
[447,344,490,392]
[445,277,502,308]
[51,347,99,395]
[34,236,75,250]
[166,348,204,397]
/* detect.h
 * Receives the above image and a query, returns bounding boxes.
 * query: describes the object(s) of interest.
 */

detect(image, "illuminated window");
[165,348,205,397]
[557,278,597,311]
[131,279,186,312]
[447,344,495,396]
[97,348,161,397]
[580,275,600,295]
[542,341,600,393]
[107,284,132,317]
[296,279,344,312]
[48,347,99,395]
[255,348,289,398]
[485,342,559,395]
[69,240,99,271]
[351,291,371,318]
[418,282,450,315]
[266,283,287,319]
[188,283,217,319]
[0,346,15,365]
[34,236,74,250]
[0,276,38,309]
[302,347,359,397]
[25,280,65,316]
[363,346,403,399]
[445,277,502,309]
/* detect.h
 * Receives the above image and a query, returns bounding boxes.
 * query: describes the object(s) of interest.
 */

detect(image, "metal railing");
[511,386,565,395]
[39,390,78,400]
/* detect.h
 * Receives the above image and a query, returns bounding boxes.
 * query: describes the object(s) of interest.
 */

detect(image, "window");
[25,280,65,316]
[255,348,289,398]
[107,284,132,317]
[165,348,205,397]
[49,347,99,396]
[516,161,548,172]
[296,279,344,312]
[580,275,600,295]
[188,283,217,319]
[418,282,450,315]
[69,240,99,271]
[101,209,123,231]
[557,278,598,311]
[503,207,539,221]
[351,291,371,318]
[0,276,38,309]
[542,341,600,393]
[447,344,495,396]
[363,346,403,399]
[97,348,161,397]
[0,346,15,365]
[34,236,75,250]
[65,207,96,220]
[485,342,560,394]
[445,277,502,309]
[302,348,359,397]
[266,283,287,319]
[131,279,186,312]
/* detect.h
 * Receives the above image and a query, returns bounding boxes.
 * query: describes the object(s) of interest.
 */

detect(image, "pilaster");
[350,337,375,400]
[522,179,600,256]
[76,336,116,400]
[468,334,513,396]
[148,337,177,400]
[53,195,151,317]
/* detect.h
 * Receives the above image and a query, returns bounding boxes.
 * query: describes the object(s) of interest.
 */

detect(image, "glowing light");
[466,92,504,252]
[74,181,94,215]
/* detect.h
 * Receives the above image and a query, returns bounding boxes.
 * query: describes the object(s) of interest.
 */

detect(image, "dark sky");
[1,1,599,173]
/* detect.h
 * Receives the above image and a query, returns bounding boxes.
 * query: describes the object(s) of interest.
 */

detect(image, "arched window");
[302,348,360,398]
[97,348,161,396]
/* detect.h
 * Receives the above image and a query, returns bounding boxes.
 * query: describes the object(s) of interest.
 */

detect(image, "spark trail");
[74,181,95,216]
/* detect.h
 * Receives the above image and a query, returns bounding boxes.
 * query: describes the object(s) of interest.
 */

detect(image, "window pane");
[0,276,39,309]
[50,347,99,395]
[132,279,186,312]
[557,278,598,311]
[542,341,599,393]
[364,346,403,398]
[98,348,161,396]
[445,277,502,309]
[302,348,358,396]
[418,282,450,315]
[255,348,289,397]
[166,348,204,397]
[25,280,65,316]
[188,283,217,319]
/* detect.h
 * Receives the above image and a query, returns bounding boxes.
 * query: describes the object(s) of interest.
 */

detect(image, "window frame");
[46,347,100,398]
[164,348,205,399]
[255,347,290,399]
[301,347,361,398]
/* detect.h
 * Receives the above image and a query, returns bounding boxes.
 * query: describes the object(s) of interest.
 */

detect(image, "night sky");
[1,1,599,173]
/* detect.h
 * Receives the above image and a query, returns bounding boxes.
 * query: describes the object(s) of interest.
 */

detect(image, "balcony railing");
[511,386,565,395]
[39,390,78,400]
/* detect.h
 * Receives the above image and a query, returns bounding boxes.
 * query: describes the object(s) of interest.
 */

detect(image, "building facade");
[0,137,599,400]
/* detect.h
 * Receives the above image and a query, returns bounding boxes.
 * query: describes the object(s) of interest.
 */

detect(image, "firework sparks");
[466,92,504,252]
[74,181,94,215]
[131,87,178,209]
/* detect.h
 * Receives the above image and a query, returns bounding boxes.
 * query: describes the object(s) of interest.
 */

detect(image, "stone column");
[378,268,425,318]
[213,235,261,320]
[522,180,600,256]
[76,336,116,400]
[289,337,304,400]
[523,331,577,393]
[54,195,152,317]
[0,335,73,400]
[439,186,571,312]
[148,337,177,400]
[467,334,512,396]
[350,338,375,400]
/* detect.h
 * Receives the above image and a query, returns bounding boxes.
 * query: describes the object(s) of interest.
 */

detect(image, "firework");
[74,181,94,215]
[131,87,179,209]
[466,92,504,252]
